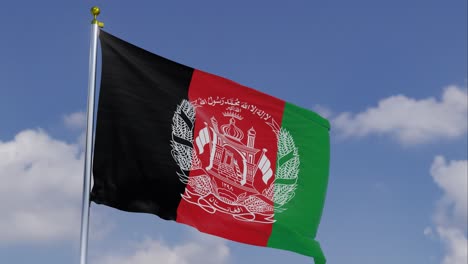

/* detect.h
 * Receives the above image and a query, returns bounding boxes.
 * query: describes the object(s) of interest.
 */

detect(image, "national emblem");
[171,99,300,223]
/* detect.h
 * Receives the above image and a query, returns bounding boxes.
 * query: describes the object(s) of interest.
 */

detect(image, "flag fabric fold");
[91,30,330,264]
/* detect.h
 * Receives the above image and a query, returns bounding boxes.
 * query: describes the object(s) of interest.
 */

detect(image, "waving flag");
[91,30,330,264]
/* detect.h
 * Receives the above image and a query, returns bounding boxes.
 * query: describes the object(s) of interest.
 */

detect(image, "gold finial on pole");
[90,6,104,28]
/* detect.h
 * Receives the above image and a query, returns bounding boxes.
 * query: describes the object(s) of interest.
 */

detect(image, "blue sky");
[0,1,466,264]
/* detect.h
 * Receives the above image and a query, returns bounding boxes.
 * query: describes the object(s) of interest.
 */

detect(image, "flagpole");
[79,6,103,264]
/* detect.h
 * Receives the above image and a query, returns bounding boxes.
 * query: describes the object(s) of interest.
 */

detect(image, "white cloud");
[312,104,333,119]
[333,85,467,144]
[94,235,230,264]
[431,156,468,228]
[437,227,467,264]
[430,156,467,264]
[423,227,434,238]
[64,111,87,149]
[0,111,98,243]
[64,111,86,130]
[0,129,84,243]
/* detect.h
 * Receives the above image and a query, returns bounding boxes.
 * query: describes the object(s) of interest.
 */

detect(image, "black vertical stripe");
[91,30,194,220]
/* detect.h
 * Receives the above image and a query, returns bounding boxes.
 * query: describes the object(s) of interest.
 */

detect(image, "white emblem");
[171,98,299,223]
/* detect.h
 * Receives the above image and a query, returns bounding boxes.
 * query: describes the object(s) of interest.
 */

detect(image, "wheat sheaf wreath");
[170,99,299,212]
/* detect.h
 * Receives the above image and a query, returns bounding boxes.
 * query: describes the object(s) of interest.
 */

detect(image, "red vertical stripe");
[176,70,285,246]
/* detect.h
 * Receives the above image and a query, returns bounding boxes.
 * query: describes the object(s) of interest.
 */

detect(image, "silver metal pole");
[79,6,102,264]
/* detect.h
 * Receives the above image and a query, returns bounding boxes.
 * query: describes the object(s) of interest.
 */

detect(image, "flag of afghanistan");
[91,30,331,264]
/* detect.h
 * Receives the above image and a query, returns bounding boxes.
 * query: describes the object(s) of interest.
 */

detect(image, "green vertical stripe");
[267,102,330,264]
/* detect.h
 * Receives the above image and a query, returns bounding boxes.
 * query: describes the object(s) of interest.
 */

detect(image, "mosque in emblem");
[204,115,268,193]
